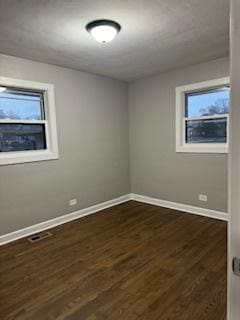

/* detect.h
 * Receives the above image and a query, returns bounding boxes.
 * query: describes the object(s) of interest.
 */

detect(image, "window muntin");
[0,77,59,165]
[176,77,230,153]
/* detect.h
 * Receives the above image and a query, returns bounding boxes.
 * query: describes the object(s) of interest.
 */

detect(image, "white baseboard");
[130,193,229,222]
[0,193,228,246]
[0,194,131,246]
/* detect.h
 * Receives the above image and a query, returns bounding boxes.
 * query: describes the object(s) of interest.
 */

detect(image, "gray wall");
[0,54,229,236]
[229,0,240,315]
[0,54,130,235]
[129,57,229,212]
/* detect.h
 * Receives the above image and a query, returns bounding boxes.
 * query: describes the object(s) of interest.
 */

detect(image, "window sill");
[0,150,59,166]
[176,145,228,154]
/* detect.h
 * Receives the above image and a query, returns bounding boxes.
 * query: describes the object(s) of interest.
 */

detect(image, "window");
[175,77,230,153]
[0,77,59,165]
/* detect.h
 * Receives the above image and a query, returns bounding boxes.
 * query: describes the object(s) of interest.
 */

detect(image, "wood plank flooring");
[0,201,227,320]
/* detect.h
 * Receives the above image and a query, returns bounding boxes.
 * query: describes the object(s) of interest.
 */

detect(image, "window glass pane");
[0,88,43,120]
[0,124,46,152]
[186,87,230,117]
[186,118,227,144]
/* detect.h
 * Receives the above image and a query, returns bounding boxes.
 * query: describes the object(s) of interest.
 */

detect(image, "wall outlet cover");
[69,199,77,206]
[199,194,208,202]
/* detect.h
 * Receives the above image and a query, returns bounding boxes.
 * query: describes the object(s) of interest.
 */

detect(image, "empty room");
[0,1,240,319]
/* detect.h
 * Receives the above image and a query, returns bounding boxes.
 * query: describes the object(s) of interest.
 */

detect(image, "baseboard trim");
[0,194,131,246]
[130,194,229,222]
[0,193,228,246]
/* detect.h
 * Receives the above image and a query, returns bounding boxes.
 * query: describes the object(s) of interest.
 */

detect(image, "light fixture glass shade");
[86,20,121,43]
[90,25,117,43]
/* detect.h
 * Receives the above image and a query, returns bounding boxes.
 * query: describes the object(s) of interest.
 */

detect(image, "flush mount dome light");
[86,19,121,43]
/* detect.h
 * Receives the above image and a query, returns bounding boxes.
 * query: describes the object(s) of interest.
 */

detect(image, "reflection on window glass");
[0,89,43,120]
[0,124,46,152]
[186,87,230,117]
[186,118,227,144]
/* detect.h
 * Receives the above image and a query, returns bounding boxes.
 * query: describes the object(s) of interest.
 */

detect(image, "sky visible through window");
[0,90,42,120]
[186,88,230,118]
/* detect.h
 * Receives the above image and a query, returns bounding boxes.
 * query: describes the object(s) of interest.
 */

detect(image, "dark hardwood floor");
[0,201,227,320]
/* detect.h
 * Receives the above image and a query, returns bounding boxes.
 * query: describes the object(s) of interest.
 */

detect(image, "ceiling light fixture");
[86,19,121,43]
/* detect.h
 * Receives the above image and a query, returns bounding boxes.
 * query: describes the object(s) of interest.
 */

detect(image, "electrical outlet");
[69,198,77,206]
[199,194,207,202]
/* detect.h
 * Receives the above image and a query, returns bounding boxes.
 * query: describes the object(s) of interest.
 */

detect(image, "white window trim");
[0,76,59,165]
[175,77,230,154]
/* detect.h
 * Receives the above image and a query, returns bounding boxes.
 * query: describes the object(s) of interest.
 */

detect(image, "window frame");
[0,76,59,165]
[175,77,230,154]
